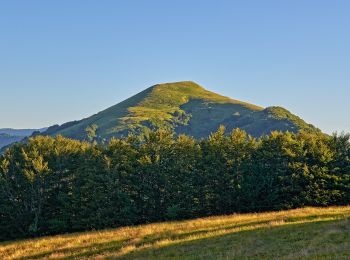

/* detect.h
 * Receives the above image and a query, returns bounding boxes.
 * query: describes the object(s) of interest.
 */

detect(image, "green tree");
[85,124,98,143]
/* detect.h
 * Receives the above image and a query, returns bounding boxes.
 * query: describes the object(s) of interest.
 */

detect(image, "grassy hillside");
[1,207,349,259]
[43,81,318,139]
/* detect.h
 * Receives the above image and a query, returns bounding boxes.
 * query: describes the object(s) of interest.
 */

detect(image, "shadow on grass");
[120,218,350,259]
[11,213,350,259]
[135,212,347,248]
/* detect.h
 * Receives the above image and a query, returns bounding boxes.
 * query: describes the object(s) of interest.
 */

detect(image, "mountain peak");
[150,81,207,97]
[42,82,318,139]
[154,80,201,87]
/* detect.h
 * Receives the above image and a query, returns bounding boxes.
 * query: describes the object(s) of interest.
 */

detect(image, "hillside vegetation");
[43,81,318,139]
[1,128,349,242]
[1,207,349,259]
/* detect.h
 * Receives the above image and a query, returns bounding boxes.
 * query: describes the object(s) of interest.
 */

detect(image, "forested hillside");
[0,127,349,241]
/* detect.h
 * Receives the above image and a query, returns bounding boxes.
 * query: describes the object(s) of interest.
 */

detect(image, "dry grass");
[1,206,350,259]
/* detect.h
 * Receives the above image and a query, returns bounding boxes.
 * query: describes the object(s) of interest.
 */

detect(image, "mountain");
[0,128,47,136]
[0,128,47,149]
[43,81,318,140]
[0,134,23,149]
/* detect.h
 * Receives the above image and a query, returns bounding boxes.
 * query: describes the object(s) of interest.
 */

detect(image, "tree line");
[0,127,349,241]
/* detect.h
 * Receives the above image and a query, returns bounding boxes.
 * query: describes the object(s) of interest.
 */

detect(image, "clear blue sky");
[1,0,349,133]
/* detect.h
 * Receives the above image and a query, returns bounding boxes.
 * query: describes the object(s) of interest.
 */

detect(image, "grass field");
[1,206,349,259]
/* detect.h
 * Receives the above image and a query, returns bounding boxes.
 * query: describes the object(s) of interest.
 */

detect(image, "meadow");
[1,206,349,259]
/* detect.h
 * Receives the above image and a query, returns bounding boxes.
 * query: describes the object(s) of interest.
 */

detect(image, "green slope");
[43,81,318,139]
[1,207,349,259]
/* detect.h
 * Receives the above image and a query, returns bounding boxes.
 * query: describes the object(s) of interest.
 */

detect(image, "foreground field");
[1,207,349,259]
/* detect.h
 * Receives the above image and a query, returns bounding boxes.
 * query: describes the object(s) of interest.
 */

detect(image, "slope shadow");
[120,217,350,259]
[9,213,349,259]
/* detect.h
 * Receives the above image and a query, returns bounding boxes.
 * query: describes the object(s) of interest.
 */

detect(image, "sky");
[1,0,349,134]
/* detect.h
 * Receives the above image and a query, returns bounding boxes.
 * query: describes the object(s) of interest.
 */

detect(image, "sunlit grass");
[1,206,349,259]
[55,81,265,139]
[125,81,262,124]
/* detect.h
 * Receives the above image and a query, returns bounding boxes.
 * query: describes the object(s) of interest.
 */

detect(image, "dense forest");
[0,127,349,241]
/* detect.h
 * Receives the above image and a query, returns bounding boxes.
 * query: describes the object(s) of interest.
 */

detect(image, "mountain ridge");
[0,128,47,149]
[42,81,318,140]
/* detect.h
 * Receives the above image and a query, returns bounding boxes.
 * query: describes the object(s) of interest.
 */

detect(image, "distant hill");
[0,134,23,149]
[0,128,47,149]
[42,81,319,139]
[0,128,46,136]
